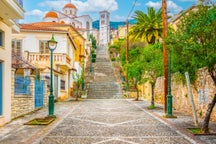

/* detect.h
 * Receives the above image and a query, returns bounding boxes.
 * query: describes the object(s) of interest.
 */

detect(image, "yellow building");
[0,0,24,126]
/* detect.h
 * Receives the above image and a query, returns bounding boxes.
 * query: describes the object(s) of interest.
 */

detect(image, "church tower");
[99,11,110,46]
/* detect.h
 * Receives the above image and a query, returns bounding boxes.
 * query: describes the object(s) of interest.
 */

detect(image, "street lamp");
[48,34,58,117]
[166,54,176,118]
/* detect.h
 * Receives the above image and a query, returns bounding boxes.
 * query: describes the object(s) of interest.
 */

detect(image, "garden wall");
[143,68,216,122]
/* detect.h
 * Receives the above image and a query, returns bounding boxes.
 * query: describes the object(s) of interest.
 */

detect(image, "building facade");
[12,22,85,101]
[0,0,24,126]
[43,3,92,31]
[99,11,110,46]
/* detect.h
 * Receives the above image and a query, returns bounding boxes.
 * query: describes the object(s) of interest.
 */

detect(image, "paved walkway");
[0,99,216,144]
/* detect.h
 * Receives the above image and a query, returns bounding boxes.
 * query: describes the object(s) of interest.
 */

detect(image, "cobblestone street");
[38,99,196,144]
[1,99,216,144]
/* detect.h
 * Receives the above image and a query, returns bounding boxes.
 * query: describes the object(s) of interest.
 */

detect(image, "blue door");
[0,62,2,115]
[35,80,44,108]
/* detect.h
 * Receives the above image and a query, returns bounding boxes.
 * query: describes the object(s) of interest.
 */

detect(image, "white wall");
[0,21,12,126]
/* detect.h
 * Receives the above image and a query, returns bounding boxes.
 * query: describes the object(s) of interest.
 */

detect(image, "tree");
[72,71,84,101]
[166,5,216,133]
[142,44,163,107]
[126,47,144,100]
[89,34,97,49]
[129,7,162,44]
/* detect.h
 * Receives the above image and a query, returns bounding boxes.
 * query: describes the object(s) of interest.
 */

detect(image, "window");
[60,80,65,90]
[0,30,4,47]
[12,40,22,56]
[45,75,50,88]
[101,14,105,19]
[39,40,49,53]
[101,20,105,25]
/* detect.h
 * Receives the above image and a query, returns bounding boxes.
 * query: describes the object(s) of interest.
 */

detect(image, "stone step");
[86,46,123,99]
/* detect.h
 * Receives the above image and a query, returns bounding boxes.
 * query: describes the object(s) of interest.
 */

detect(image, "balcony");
[0,0,25,25]
[29,53,72,69]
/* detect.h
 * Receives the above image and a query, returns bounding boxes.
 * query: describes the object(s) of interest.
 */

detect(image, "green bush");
[91,50,95,54]
[111,57,116,61]
[92,53,96,58]
[92,58,96,63]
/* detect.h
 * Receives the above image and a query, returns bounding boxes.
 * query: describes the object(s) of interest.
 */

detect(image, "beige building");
[0,0,24,126]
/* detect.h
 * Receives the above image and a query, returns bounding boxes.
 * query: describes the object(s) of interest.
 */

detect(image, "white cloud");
[145,1,183,14]
[38,0,118,14]
[145,1,161,9]
[178,0,196,2]
[167,1,183,14]
[134,2,142,6]
[25,9,46,17]
[38,0,68,11]
[112,15,126,21]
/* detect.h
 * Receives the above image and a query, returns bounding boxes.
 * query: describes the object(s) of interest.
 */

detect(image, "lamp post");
[48,34,57,117]
[166,54,172,116]
[166,54,176,118]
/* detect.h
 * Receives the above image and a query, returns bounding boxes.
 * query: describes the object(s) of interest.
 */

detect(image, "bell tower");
[99,11,110,46]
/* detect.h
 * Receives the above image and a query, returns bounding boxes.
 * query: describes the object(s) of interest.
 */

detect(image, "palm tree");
[129,7,162,44]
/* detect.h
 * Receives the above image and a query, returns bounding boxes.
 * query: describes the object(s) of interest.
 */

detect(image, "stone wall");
[11,70,49,119]
[144,68,216,122]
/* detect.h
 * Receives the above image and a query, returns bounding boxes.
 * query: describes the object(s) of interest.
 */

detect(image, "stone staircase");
[86,45,123,99]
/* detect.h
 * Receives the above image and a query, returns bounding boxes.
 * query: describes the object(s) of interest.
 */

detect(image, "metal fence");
[14,75,30,95]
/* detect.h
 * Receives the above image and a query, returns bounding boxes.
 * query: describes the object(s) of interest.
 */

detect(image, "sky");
[23,0,198,23]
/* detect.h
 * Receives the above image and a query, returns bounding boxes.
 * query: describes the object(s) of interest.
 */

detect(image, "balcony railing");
[29,53,72,68]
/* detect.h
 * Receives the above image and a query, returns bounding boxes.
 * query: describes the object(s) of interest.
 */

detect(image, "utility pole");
[162,0,168,113]
[126,19,129,91]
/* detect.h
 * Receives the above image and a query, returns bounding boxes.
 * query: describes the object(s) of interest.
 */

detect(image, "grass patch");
[188,128,202,134]
[149,104,156,109]
[25,116,56,125]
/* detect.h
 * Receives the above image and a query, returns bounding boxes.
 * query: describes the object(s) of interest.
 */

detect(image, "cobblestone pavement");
[39,99,200,144]
[0,99,215,144]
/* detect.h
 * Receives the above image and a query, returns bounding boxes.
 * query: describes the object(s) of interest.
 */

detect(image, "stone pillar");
[27,75,35,111]
[43,80,48,107]
[11,69,15,119]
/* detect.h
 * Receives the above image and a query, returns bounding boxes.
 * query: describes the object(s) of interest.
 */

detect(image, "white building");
[0,0,24,126]
[42,2,92,66]
[99,11,110,46]
[12,22,84,101]
[43,3,92,31]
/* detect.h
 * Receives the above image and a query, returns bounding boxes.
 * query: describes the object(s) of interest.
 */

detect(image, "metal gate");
[35,80,44,108]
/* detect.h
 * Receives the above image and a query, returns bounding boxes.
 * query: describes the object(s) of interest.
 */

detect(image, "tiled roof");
[20,22,68,32]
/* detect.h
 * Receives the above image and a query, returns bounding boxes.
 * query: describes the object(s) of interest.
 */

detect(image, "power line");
[127,0,138,19]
